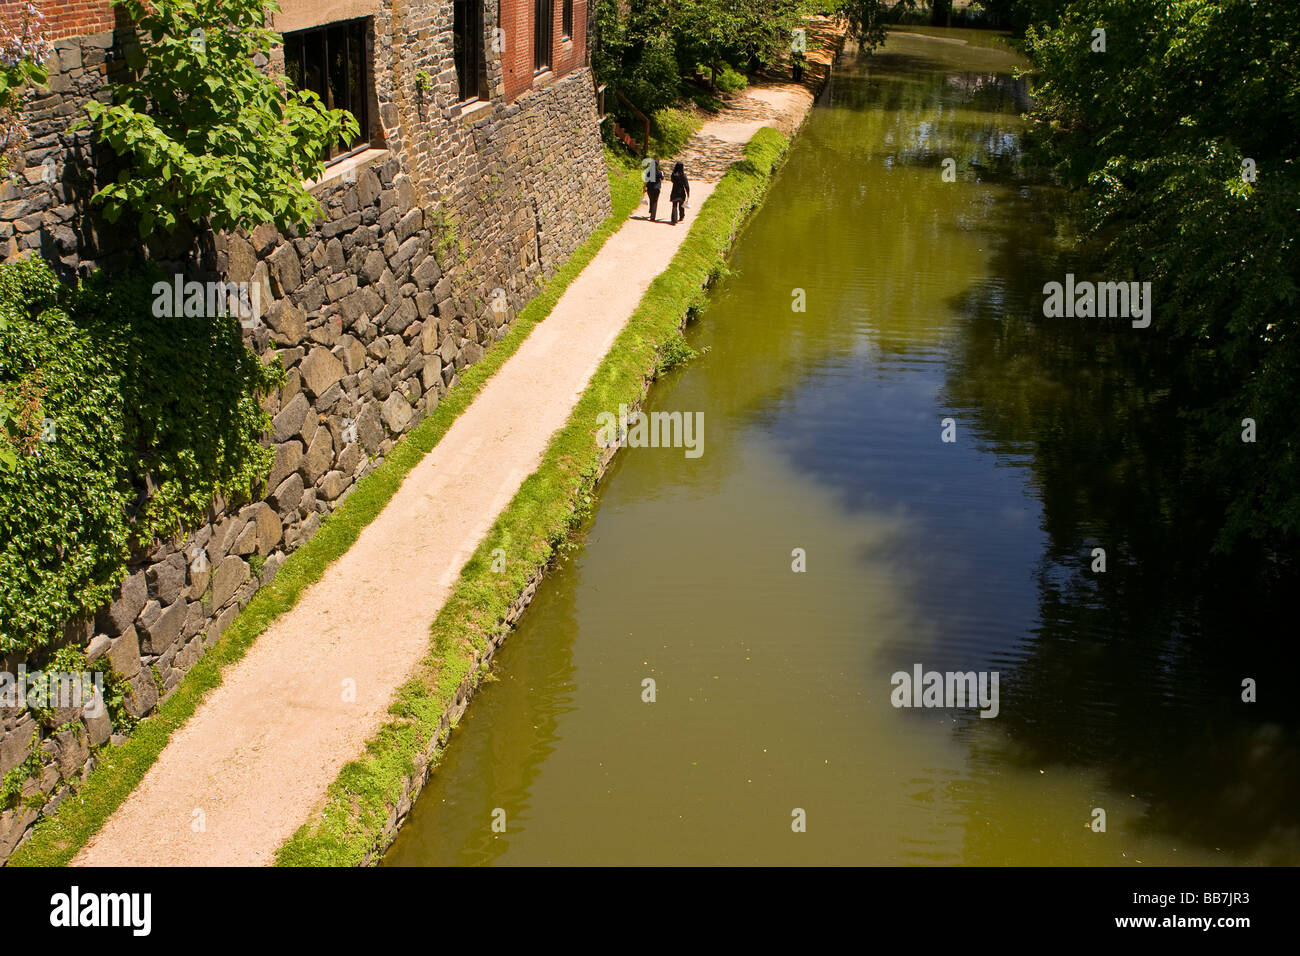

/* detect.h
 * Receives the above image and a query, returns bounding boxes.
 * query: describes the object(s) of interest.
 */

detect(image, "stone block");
[271,392,310,444]
[0,715,36,777]
[146,553,187,606]
[270,473,305,516]
[97,570,147,636]
[317,471,350,501]
[356,402,383,454]
[301,427,335,485]
[106,626,142,679]
[360,249,386,285]
[52,727,88,781]
[210,555,249,609]
[83,691,112,747]
[300,347,344,399]
[249,502,282,555]
[335,334,367,374]
[139,599,187,656]
[267,298,307,345]
[124,668,158,718]
[266,440,304,492]
[381,391,413,434]
[269,243,303,296]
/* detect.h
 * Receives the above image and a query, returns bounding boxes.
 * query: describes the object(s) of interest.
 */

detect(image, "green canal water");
[386,28,1300,866]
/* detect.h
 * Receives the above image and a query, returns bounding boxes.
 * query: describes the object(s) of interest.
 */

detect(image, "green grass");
[647,106,704,160]
[5,152,643,868]
[276,127,792,866]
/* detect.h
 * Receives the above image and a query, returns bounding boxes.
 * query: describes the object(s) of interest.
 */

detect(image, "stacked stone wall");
[0,0,610,861]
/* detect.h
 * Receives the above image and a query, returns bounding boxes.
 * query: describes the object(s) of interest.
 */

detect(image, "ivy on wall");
[0,256,282,655]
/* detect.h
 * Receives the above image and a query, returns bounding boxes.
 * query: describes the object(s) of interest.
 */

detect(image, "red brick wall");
[550,0,587,77]
[498,0,587,103]
[1,0,114,42]
[499,0,531,101]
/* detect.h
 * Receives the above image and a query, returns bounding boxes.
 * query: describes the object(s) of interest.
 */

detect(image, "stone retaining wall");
[0,0,609,862]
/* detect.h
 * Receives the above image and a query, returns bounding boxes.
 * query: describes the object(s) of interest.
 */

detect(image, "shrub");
[699,62,747,94]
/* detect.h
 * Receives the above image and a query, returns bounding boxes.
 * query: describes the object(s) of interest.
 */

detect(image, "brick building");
[0,0,610,861]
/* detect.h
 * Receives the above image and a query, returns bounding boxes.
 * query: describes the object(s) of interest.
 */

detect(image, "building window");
[562,0,572,40]
[534,0,553,73]
[284,19,372,163]
[453,0,485,102]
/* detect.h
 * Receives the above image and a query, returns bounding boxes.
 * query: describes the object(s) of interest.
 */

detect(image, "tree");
[672,0,744,84]
[1025,0,1300,548]
[836,1,919,53]
[730,0,816,73]
[593,0,681,115]
[595,0,815,109]
[84,0,357,236]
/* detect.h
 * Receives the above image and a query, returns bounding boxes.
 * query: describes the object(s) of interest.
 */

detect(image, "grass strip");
[6,153,644,868]
[277,127,792,866]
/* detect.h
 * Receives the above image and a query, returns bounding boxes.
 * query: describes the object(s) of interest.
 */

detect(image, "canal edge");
[277,55,841,868]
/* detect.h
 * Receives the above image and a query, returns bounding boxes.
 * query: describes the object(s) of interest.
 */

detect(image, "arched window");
[453,0,485,101]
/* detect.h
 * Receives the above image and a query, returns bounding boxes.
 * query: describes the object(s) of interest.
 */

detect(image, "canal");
[386,28,1299,866]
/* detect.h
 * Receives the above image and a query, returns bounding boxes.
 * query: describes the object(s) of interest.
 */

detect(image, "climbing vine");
[0,255,282,656]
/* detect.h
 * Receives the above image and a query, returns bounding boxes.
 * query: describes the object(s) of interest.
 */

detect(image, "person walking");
[669,161,690,225]
[644,157,663,222]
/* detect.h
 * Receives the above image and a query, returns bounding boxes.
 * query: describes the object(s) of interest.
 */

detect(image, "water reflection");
[385,29,1298,866]
[943,182,1300,862]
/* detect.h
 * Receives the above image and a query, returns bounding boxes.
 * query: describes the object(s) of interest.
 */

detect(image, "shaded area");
[941,177,1300,861]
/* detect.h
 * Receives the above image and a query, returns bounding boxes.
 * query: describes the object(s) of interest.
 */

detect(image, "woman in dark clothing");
[669,161,690,225]
[644,158,663,221]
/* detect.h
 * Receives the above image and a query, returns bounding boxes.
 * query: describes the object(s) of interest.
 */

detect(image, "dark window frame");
[534,0,553,74]
[453,0,486,103]
[561,0,573,40]
[283,18,373,165]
